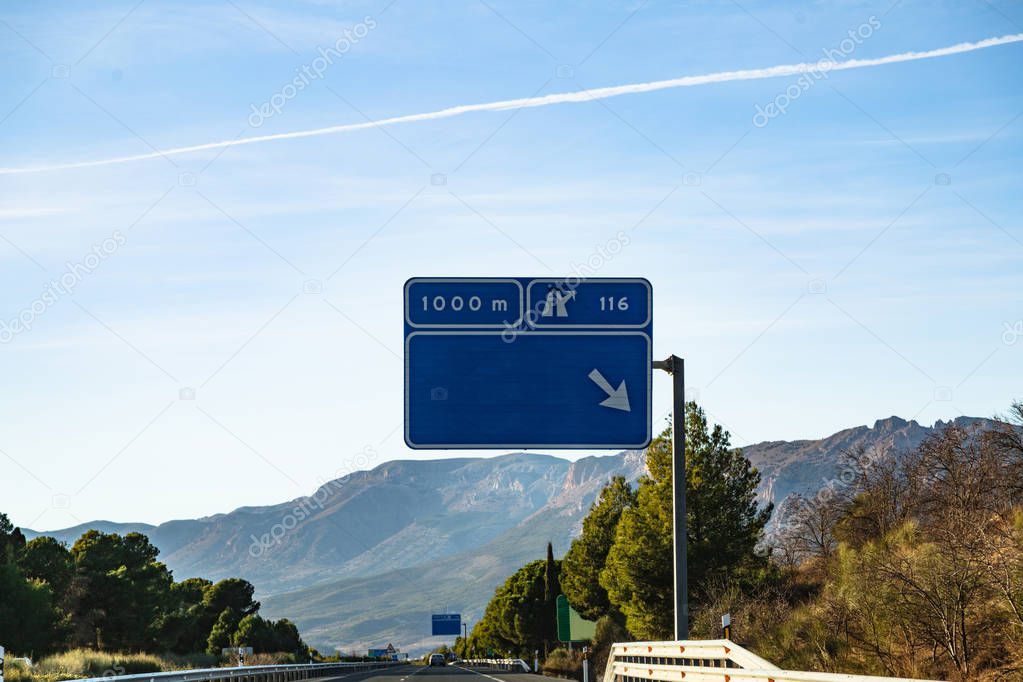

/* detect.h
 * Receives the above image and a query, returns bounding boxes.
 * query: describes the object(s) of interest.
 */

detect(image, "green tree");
[0,518,306,658]
[202,578,259,623]
[233,613,276,651]
[20,536,73,600]
[0,512,27,563]
[561,476,636,620]
[543,542,560,650]
[0,517,61,657]
[198,578,259,652]
[231,614,305,655]
[600,465,673,639]
[159,577,214,654]
[602,404,771,639]
[0,561,62,655]
[67,530,174,650]
[207,607,241,654]
[271,618,305,655]
[469,557,559,658]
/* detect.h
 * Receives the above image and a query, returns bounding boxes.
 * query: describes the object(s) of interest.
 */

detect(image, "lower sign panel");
[405,331,651,449]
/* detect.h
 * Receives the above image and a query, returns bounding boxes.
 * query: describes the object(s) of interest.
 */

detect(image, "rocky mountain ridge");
[25,415,997,652]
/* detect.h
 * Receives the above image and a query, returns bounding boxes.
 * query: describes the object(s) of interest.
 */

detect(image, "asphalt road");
[316,663,550,682]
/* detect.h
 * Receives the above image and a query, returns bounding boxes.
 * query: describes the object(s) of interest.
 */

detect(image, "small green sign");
[556,594,597,642]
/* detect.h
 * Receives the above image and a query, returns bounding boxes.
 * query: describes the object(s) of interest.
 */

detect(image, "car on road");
[428,654,446,667]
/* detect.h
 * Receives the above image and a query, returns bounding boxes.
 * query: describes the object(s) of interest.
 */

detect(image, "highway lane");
[451,664,553,682]
[315,663,552,682]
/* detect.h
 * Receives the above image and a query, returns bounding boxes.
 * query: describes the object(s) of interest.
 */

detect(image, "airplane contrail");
[3,33,1021,175]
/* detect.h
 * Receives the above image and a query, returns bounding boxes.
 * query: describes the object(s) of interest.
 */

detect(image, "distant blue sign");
[404,278,652,449]
[432,613,462,636]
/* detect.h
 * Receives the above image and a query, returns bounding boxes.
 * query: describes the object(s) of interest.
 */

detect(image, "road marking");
[398,662,423,678]
[454,665,513,682]
[401,665,428,681]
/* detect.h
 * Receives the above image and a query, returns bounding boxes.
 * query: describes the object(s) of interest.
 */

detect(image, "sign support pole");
[654,355,687,641]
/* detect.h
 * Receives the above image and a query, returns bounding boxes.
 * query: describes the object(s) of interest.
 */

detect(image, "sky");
[1,0,1021,531]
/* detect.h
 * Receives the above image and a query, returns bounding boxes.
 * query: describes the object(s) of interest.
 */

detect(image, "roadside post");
[652,355,688,641]
[721,613,732,640]
[582,646,590,682]
[1,644,5,682]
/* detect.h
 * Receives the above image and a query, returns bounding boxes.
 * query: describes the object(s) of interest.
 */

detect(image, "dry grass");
[4,649,219,682]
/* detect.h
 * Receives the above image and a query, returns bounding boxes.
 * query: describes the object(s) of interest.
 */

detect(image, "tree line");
[462,401,1023,681]
[0,523,309,659]
[459,403,773,662]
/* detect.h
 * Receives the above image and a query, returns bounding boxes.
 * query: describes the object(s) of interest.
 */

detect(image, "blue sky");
[1,0,1021,530]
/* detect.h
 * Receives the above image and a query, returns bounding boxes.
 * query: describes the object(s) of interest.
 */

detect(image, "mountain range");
[24,415,995,654]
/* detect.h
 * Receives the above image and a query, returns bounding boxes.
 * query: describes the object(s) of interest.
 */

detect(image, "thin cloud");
[3,33,1021,175]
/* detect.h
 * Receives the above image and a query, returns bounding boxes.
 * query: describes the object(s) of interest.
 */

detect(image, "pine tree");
[561,476,636,621]
[543,542,560,652]
[601,403,771,639]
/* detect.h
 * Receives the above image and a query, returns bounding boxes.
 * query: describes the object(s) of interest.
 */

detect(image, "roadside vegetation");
[0,649,218,682]
[461,401,1023,682]
[0,517,313,677]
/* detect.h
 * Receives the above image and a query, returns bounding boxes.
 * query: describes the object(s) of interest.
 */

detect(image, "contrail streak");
[3,33,1021,175]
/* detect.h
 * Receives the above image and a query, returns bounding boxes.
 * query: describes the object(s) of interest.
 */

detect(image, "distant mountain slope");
[26,452,644,597]
[742,416,998,509]
[24,520,156,543]
[24,415,997,654]
[261,451,648,653]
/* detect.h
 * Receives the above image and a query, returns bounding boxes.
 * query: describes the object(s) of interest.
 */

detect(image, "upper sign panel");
[526,278,651,328]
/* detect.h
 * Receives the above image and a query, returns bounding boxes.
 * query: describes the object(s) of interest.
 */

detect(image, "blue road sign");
[432,613,462,636]
[404,278,652,449]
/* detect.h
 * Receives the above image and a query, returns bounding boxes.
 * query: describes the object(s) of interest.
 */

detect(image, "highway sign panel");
[432,613,462,636]
[404,277,652,450]
[557,594,597,642]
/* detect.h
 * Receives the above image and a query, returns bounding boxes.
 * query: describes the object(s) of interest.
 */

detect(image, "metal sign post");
[654,355,687,641]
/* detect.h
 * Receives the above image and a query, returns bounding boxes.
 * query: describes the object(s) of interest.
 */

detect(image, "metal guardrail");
[463,659,532,673]
[68,661,403,682]
[601,640,943,682]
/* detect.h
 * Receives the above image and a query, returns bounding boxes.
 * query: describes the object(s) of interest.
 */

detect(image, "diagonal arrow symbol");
[588,368,631,412]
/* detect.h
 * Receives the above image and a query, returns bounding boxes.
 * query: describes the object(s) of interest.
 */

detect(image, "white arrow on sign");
[588,369,631,412]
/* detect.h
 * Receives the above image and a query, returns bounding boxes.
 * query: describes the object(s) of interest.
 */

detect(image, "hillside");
[25,415,995,653]
[741,415,998,510]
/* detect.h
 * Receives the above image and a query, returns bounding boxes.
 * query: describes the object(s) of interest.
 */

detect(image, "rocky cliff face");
[743,415,999,512]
